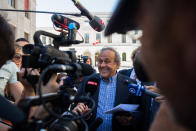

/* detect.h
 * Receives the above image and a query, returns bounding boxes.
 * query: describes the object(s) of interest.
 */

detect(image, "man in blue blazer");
[73,47,151,131]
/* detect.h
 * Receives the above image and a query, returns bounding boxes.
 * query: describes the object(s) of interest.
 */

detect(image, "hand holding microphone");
[72,102,90,115]
[73,77,99,116]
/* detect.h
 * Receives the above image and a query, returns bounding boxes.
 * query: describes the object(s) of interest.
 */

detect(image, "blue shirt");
[96,74,117,131]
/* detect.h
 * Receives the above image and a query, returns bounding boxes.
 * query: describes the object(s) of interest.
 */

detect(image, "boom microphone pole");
[0,8,81,16]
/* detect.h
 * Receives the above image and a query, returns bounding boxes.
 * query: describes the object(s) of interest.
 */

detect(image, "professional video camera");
[7,1,105,130]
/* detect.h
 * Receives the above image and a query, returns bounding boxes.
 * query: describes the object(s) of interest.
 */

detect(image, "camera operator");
[16,38,29,48]
[0,15,59,130]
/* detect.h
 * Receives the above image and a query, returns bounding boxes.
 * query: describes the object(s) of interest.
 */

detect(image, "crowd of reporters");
[1,0,194,129]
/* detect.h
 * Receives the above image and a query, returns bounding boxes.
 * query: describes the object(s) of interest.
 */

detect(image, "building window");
[122,34,126,43]
[84,33,89,43]
[42,36,46,44]
[24,32,29,41]
[107,35,112,43]
[25,13,29,18]
[132,39,137,44]
[95,52,99,66]
[96,33,101,43]
[24,0,29,18]
[8,0,15,8]
[84,20,89,23]
[122,52,126,61]
[49,38,52,45]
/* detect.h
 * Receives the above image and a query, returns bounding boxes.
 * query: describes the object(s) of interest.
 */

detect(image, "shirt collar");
[100,74,117,83]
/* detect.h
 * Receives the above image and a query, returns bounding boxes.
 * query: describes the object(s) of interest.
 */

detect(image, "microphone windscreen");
[79,63,95,76]
[51,14,80,30]
[45,46,72,63]
[89,16,105,32]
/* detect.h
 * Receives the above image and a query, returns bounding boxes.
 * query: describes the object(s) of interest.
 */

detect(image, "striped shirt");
[96,74,117,131]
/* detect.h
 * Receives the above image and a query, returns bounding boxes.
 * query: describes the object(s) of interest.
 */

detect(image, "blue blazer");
[78,73,151,131]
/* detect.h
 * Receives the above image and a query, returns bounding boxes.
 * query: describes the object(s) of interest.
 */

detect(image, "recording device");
[13,64,97,131]
[72,0,105,32]
[48,117,86,131]
[51,14,80,30]
[85,77,99,97]
[22,43,73,85]
[51,14,82,43]
[5,1,103,130]
[77,55,87,63]
[79,63,95,76]
[47,75,100,131]
[128,83,160,98]
[22,44,73,69]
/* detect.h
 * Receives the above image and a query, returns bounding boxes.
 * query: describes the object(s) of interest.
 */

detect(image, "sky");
[36,0,119,27]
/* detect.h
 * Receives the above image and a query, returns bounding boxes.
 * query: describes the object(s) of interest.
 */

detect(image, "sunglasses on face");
[13,54,22,60]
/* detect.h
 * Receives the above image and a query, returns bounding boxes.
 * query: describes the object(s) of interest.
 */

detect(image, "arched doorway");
[95,52,99,66]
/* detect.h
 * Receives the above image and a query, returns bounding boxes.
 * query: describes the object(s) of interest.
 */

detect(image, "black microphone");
[84,77,99,97]
[0,95,25,123]
[72,0,105,32]
[79,63,95,76]
[89,117,103,131]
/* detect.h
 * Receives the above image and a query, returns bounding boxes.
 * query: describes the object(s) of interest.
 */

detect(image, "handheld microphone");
[84,77,99,97]
[128,83,160,98]
[72,0,105,32]
[79,63,95,76]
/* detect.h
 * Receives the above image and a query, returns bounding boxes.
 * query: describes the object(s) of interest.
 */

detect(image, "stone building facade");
[0,0,36,43]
